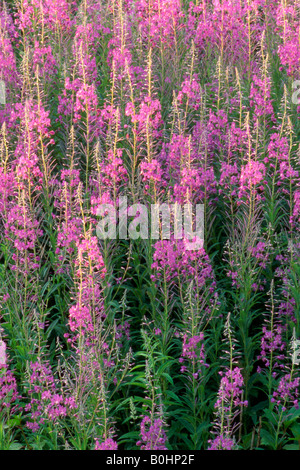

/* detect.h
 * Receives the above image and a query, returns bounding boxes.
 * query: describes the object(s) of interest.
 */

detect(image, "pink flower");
[95,438,118,450]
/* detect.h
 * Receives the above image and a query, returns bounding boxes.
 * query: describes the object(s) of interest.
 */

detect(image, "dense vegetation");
[0,0,300,450]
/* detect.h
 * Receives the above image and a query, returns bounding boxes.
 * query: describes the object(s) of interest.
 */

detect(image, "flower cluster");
[0,366,19,415]
[95,438,118,450]
[215,367,248,413]
[25,361,77,432]
[271,374,299,411]
[136,416,167,450]
[179,333,208,378]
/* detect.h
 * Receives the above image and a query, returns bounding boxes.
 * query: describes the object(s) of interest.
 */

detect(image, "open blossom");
[95,438,118,450]
[0,10,19,115]
[257,325,285,372]
[276,2,300,76]
[74,83,98,123]
[181,334,205,360]
[25,361,77,431]
[177,75,202,109]
[208,434,236,450]
[15,0,74,33]
[125,96,162,137]
[173,167,217,205]
[0,366,19,413]
[4,205,43,272]
[151,238,216,292]
[97,149,128,190]
[68,278,105,334]
[239,160,267,200]
[32,41,57,79]
[215,367,248,412]
[8,100,54,191]
[179,333,209,378]
[271,374,300,411]
[75,236,107,279]
[131,0,184,46]
[68,233,106,335]
[137,416,167,450]
[140,159,162,183]
[248,241,270,269]
[240,160,266,187]
[69,303,93,333]
[219,162,240,196]
[250,74,274,119]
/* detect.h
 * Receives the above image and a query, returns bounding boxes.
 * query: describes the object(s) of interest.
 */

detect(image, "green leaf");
[260,429,275,448]
[283,444,300,450]
[9,442,23,450]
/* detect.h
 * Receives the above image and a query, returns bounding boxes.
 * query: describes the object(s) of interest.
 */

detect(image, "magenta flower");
[137,416,167,450]
[95,438,118,450]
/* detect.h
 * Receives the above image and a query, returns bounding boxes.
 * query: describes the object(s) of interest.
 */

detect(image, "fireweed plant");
[0,0,299,451]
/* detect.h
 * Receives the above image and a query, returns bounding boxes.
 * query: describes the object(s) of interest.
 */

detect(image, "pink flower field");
[0,0,300,451]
